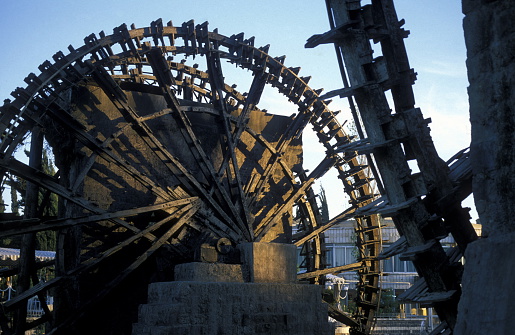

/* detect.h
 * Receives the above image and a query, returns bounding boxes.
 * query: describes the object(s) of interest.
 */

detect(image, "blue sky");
[0,1,476,219]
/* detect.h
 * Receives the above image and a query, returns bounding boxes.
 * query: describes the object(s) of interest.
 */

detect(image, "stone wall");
[464,0,515,237]
[455,1,515,333]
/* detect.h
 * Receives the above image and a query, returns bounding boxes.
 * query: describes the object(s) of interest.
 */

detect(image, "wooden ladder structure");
[306,1,478,334]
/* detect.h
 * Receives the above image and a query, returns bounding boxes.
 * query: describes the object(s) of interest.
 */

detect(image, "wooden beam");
[297,262,365,280]
[16,125,44,333]
[69,201,199,276]
[0,198,198,237]
[326,303,359,328]
[147,47,251,240]
[46,202,200,335]
[0,157,154,239]
[40,101,172,202]
[255,154,339,240]
[204,43,253,238]
[2,278,62,311]
[87,60,244,240]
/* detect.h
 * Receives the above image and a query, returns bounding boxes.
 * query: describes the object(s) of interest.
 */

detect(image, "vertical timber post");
[16,126,44,334]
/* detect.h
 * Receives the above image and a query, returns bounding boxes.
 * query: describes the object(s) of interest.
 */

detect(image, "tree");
[0,148,57,251]
[378,289,400,314]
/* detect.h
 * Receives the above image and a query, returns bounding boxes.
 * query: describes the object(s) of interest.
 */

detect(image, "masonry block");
[133,281,331,335]
[174,262,244,282]
[238,242,297,283]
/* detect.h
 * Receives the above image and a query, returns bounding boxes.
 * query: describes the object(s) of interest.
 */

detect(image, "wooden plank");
[0,157,156,240]
[378,236,407,260]
[414,290,458,304]
[70,122,131,193]
[203,43,252,237]
[16,125,44,332]
[0,198,198,237]
[246,86,321,212]
[40,101,172,202]
[293,206,357,246]
[255,154,339,240]
[397,277,427,302]
[217,65,267,173]
[87,61,244,239]
[324,0,466,329]
[297,262,365,280]
[46,202,200,335]
[0,260,54,278]
[305,21,358,48]
[326,303,359,328]
[149,52,251,239]
[399,239,438,261]
[2,277,62,310]
[70,201,198,276]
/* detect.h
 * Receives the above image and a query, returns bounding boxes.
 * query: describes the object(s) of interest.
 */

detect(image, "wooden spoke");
[40,101,173,201]
[69,201,199,277]
[0,18,415,335]
[204,42,252,236]
[255,154,340,240]
[46,202,200,335]
[0,198,198,237]
[146,48,251,240]
[297,262,365,280]
[87,61,245,239]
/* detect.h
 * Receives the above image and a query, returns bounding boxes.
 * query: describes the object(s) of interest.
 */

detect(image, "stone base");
[132,281,333,335]
[238,242,297,283]
[174,263,244,283]
[455,233,515,334]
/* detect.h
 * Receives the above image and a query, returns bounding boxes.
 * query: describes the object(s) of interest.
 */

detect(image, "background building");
[301,217,482,319]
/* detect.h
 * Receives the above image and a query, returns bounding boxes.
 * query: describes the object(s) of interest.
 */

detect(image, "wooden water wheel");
[0,20,382,334]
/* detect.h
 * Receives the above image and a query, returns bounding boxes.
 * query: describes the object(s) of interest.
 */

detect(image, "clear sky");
[0,0,477,220]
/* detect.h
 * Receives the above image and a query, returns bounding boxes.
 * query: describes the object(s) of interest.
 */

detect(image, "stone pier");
[132,242,333,335]
[455,0,515,334]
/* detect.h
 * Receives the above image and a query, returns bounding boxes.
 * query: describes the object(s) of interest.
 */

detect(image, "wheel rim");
[0,19,381,334]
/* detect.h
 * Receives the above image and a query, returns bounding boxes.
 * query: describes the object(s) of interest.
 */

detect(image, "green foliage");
[9,174,24,215]
[343,299,356,314]
[0,148,57,251]
[0,237,22,249]
[378,289,400,314]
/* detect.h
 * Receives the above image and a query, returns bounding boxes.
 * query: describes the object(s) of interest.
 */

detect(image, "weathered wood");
[326,303,359,328]
[0,19,397,334]
[0,260,54,278]
[255,154,339,240]
[71,202,198,276]
[87,61,244,237]
[298,262,365,279]
[0,198,198,237]
[46,202,200,335]
[399,239,438,261]
[40,102,173,202]
[147,47,251,240]
[16,125,44,334]
[3,278,62,311]
[294,206,357,246]
[204,40,252,236]
[0,157,156,240]
[322,0,477,330]
[378,236,407,260]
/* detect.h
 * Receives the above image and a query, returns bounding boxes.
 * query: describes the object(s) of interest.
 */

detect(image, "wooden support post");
[321,0,476,331]
[16,126,44,334]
